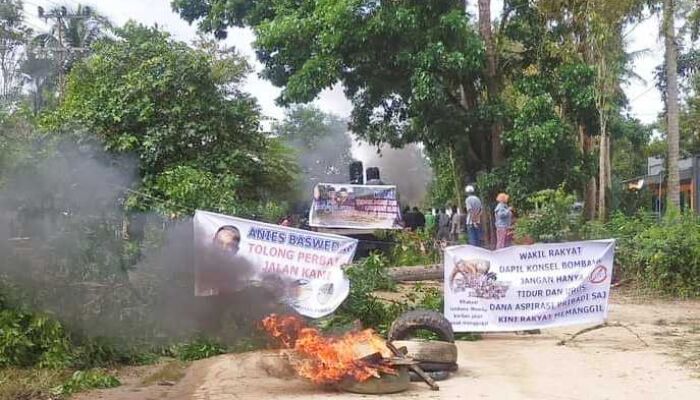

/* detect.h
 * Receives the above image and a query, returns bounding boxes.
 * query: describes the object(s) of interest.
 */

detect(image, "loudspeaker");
[366,167,380,181]
[349,161,364,184]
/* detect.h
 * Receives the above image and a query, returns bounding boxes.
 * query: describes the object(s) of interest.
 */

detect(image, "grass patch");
[171,338,226,361]
[140,360,187,386]
[51,369,120,397]
[0,368,71,400]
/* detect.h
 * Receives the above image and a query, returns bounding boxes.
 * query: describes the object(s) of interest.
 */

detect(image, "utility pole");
[37,5,93,95]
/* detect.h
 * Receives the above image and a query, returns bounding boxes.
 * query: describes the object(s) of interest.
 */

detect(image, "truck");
[309,161,403,259]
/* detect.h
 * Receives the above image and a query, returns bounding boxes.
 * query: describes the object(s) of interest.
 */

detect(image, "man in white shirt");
[464,185,482,246]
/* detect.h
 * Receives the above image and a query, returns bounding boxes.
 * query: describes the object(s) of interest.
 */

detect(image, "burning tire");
[416,362,459,372]
[409,370,450,382]
[391,340,458,364]
[387,309,454,342]
[337,366,410,394]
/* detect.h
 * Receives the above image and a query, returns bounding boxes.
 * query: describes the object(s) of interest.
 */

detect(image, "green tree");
[0,0,31,103]
[29,3,113,102]
[173,0,656,225]
[172,0,488,172]
[610,115,653,180]
[42,23,297,217]
[0,108,33,186]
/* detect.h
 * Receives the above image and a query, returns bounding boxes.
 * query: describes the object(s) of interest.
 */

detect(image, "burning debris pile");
[261,314,395,384]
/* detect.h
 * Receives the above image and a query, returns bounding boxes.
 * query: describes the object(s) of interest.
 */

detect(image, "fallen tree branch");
[386,265,443,282]
[611,278,630,288]
[557,322,649,347]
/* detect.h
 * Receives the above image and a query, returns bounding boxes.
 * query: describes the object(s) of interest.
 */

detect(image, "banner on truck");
[444,240,615,332]
[309,183,402,229]
[194,210,358,318]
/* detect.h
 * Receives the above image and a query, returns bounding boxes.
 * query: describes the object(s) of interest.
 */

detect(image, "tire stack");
[387,310,458,382]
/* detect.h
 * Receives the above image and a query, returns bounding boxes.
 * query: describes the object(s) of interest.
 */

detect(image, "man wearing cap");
[464,185,482,246]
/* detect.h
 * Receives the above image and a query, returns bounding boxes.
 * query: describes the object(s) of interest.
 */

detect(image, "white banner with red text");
[444,240,615,332]
[194,210,358,318]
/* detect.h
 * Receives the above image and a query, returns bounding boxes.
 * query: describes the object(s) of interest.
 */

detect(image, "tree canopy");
[42,22,297,217]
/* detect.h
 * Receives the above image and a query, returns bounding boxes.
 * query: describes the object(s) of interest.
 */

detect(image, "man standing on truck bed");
[464,185,482,247]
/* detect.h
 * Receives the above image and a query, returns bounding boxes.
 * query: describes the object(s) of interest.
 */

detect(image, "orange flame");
[261,314,395,384]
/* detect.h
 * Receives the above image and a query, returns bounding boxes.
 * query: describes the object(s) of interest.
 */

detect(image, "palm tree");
[33,4,112,70]
[20,51,57,113]
[24,3,112,107]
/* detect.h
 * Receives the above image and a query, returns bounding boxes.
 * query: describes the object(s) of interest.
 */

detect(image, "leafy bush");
[327,255,455,336]
[515,188,580,243]
[581,212,655,270]
[171,337,226,361]
[404,284,443,312]
[386,230,441,267]
[71,337,161,369]
[330,254,402,334]
[51,369,120,397]
[584,212,700,297]
[0,309,72,369]
[631,215,700,296]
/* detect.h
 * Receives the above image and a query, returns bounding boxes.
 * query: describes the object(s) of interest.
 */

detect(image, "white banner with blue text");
[194,210,358,318]
[444,240,615,332]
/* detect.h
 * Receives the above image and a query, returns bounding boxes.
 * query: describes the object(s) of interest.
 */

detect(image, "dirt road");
[76,293,700,400]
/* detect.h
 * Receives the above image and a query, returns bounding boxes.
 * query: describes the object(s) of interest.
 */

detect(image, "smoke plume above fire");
[351,140,432,207]
[0,140,288,343]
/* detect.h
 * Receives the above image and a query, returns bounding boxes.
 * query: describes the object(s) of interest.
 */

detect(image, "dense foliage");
[585,212,700,297]
[514,188,580,243]
[42,23,297,217]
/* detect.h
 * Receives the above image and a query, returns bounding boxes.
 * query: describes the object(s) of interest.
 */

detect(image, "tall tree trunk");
[478,0,504,167]
[448,145,464,209]
[580,124,597,220]
[598,126,610,221]
[664,0,681,209]
[594,47,612,221]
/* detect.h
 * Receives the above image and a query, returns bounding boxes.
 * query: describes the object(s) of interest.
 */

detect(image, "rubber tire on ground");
[387,309,455,342]
[390,340,458,364]
[416,362,459,372]
[409,370,450,382]
[337,367,410,394]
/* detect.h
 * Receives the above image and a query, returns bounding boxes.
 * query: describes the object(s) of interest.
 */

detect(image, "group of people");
[402,206,427,230]
[463,185,514,249]
[410,185,514,250]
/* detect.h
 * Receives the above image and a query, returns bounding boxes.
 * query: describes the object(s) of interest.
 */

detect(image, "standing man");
[403,206,416,230]
[437,208,451,241]
[464,185,482,247]
[425,208,436,235]
[449,206,462,243]
[413,207,426,231]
